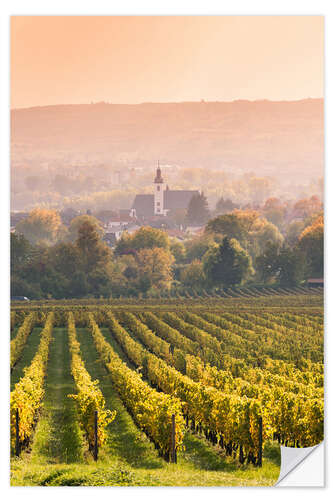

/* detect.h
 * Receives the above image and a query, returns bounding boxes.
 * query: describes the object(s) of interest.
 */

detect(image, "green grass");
[76,326,164,469]
[11,443,280,486]
[29,328,85,465]
[10,325,281,486]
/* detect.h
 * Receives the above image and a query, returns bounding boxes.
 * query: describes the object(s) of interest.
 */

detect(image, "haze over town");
[11,16,323,214]
[10,15,324,299]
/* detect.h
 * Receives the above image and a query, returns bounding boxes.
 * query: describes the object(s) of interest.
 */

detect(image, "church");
[132,164,199,218]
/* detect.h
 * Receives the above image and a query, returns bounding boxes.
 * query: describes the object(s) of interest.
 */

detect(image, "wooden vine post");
[15,408,20,457]
[170,414,177,464]
[258,416,263,467]
[94,410,98,461]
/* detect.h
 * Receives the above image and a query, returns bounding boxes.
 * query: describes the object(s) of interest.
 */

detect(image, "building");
[132,164,199,218]
[307,278,324,288]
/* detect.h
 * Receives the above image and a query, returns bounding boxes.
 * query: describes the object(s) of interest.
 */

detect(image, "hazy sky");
[11,16,324,108]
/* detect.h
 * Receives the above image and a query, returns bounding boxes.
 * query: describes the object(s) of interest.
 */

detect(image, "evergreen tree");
[215,197,238,215]
[186,192,210,225]
[203,237,253,286]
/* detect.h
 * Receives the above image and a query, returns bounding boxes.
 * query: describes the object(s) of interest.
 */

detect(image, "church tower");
[154,162,166,215]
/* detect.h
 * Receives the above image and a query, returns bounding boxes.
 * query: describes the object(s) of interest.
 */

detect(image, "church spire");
[154,161,164,184]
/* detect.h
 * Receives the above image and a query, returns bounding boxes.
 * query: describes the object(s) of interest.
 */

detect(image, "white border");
[1,1,332,498]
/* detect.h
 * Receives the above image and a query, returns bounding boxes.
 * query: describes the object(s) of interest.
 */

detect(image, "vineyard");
[10,292,324,486]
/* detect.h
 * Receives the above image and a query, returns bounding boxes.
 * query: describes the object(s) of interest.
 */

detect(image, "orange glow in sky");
[11,16,324,108]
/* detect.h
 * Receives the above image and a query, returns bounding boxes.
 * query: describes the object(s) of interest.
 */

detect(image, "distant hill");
[11,99,324,180]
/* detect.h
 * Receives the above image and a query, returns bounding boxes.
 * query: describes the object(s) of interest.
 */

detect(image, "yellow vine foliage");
[67,312,116,450]
[10,312,54,451]
[10,312,36,369]
[87,312,185,456]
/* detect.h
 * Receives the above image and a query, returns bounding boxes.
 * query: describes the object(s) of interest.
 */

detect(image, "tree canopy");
[298,215,324,277]
[11,196,323,299]
[115,226,169,255]
[186,192,210,225]
[203,237,253,286]
[67,214,104,242]
[180,259,206,291]
[206,209,283,259]
[215,197,239,215]
[16,208,64,245]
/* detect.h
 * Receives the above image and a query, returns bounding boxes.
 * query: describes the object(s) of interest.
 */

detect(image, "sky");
[11,16,324,109]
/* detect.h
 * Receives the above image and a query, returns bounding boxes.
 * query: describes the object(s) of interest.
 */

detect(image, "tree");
[285,220,305,247]
[76,221,111,274]
[70,271,89,298]
[10,233,32,273]
[203,237,253,286]
[206,213,248,243]
[262,197,286,229]
[256,241,280,284]
[47,242,82,278]
[186,192,210,225]
[206,210,283,259]
[115,226,169,255]
[10,276,42,300]
[136,247,174,292]
[185,233,218,262]
[180,260,206,291]
[249,218,284,258]
[169,208,187,228]
[215,197,238,215]
[16,208,63,245]
[256,243,305,286]
[206,211,246,241]
[67,215,104,242]
[275,247,306,286]
[293,195,323,218]
[298,215,324,277]
[39,268,71,299]
[248,176,273,203]
[170,241,186,264]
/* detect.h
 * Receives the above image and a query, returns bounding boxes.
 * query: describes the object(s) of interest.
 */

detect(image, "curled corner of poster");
[275,441,324,487]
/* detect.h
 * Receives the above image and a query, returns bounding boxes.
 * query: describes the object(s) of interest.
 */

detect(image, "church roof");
[132,194,154,217]
[164,190,199,211]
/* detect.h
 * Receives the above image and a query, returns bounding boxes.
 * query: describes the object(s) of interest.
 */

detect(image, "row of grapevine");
[105,311,269,460]
[161,311,283,366]
[236,311,323,365]
[215,312,322,364]
[178,310,262,358]
[141,311,199,355]
[223,310,322,345]
[200,311,323,385]
[10,311,16,331]
[10,312,36,370]
[118,311,322,401]
[87,313,185,460]
[240,311,320,332]
[10,312,54,453]
[116,310,323,448]
[263,311,323,330]
[67,312,116,453]
[138,310,325,406]
[163,312,222,353]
